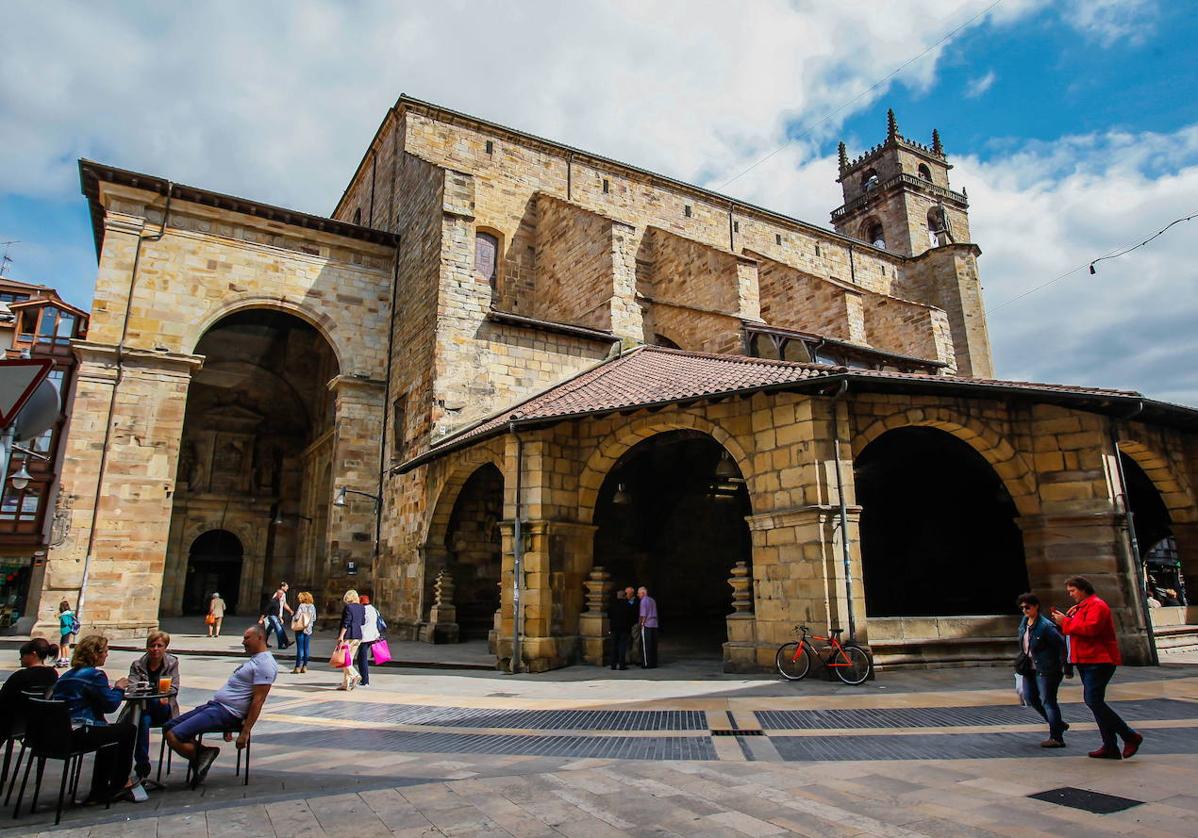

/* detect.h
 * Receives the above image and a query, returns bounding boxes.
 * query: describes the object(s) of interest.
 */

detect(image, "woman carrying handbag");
[335,589,366,690]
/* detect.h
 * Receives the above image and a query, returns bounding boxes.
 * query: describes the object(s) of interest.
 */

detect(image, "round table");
[122,687,177,793]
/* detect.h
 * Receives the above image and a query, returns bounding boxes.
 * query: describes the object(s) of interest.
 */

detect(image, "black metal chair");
[3,686,53,807]
[183,720,251,786]
[12,698,117,826]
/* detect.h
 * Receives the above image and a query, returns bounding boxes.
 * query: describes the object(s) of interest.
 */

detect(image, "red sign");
[0,358,54,428]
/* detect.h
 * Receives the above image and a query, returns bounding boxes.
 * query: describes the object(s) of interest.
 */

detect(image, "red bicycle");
[775,625,872,685]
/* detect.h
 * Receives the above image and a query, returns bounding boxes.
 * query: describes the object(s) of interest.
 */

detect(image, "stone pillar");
[724,560,757,672]
[420,568,459,644]
[34,343,202,639]
[323,375,385,615]
[1019,512,1153,664]
[579,565,612,665]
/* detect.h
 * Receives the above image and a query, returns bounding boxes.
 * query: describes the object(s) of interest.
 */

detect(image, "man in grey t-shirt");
[163,625,277,787]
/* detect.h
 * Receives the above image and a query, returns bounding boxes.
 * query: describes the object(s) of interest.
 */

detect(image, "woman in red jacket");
[1051,576,1144,760]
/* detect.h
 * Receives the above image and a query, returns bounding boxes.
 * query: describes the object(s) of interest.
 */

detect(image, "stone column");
[420,568,459,644]
[578,565,612,665]
[1019,511,1154,664]
[34,343,202,639]
[724,560,757,672]
[323,375,385,615]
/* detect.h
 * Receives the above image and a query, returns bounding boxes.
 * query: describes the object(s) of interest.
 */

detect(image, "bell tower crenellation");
[831,109,971,257]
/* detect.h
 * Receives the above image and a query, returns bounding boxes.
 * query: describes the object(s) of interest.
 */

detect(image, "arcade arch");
[182,530,243,615]
[854,426,1030,617]
[162,308,339,617]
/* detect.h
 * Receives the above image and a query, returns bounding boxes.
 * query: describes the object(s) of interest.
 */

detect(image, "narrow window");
[392,395,408,455]
[684,205,692,218]
[602,178,609,193]
[775,233,782,246]
[475,231,499,287]
[733,220,739,233]
[866,220,886,250]
[815,243,821,257]
[485,140,494,155]
[353,207,362,225]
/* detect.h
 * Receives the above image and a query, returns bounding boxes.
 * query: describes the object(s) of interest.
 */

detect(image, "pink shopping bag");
[370,638,393,665]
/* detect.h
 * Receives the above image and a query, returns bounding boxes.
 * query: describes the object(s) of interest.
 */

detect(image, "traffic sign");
[0,358,53,428]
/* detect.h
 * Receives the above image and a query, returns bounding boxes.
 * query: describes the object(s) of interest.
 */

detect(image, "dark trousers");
[134,702,173,777]
[73,722,135,800]
[1078,663,1135,749]
[1022,671,1066,740]
[295,632,311,667]
[640,626,658,668]
[610,631,629,668]
[356,642,372,685]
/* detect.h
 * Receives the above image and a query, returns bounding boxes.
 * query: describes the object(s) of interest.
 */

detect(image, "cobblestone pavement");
[2,641,1196,836]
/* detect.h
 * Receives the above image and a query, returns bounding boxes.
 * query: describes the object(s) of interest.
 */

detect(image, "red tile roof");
[395,346,1187,473]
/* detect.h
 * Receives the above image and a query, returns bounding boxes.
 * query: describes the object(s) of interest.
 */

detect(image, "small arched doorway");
[183,530,243,615]
[441,464,504,639]
[855,427,1029,616]
[593,430,751,661]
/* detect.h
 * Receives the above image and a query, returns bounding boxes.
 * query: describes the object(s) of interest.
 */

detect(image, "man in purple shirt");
[637,586,659,669]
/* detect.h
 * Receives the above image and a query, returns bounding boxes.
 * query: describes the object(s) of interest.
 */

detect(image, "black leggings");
[72,723,136,800]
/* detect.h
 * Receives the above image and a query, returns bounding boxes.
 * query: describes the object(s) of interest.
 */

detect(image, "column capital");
[73,340,204,378]
[746,504,861,531]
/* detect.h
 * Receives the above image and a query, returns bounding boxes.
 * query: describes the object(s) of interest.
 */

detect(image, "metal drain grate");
[712,729,764,736]
[1029,787,1144,814]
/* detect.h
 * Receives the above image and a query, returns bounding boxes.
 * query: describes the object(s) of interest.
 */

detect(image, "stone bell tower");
[831,109,970,258]
[832,110,993,378]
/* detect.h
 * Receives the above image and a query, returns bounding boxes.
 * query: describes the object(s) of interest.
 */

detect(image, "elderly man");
[163,624,277,788]
[637,585,659,669]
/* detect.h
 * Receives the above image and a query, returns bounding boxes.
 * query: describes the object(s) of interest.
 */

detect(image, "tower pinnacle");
[931,128,943,156]
[837,141,849,173]
[886,108,899,142]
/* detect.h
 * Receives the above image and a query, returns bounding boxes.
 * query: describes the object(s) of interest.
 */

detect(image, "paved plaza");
[2,625,1197,836]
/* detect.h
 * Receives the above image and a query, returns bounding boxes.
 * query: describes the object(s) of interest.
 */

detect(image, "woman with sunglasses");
[1016,593,1068,748]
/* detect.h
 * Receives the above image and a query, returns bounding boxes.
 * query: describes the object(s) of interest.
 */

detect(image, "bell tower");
[831,109,970,257]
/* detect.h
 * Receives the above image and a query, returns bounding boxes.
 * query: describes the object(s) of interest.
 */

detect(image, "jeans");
[1078,663,1135,750]
[134,701,174,777]
[356,641,372,685]
[295,632,311,668]
[1022,670,1066,740]
[163,700,241,742]
[265,615,290,648]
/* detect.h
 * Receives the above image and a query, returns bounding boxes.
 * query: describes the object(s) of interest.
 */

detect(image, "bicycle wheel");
[833,644,872,685]
[775,642,811,681]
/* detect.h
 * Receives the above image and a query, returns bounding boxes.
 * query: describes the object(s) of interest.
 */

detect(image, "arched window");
[654,334,681,350]
[927,206,948,247]
[861,169,880,191]
[474,231,499,287]
[917,163,932,182]
[864,219,886,250]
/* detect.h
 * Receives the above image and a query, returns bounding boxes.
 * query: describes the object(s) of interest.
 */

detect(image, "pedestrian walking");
[637,585,659,669]
[1051,576,1144,760]
[358,594,381,687]
[56,599,79,667]
[126,630,180,781]
[207,592,226,638]
[335,589,366,690]
[1015,593,1068,748]
[291,591,317,673]
[263,582,293,649]
[607,589,633,670]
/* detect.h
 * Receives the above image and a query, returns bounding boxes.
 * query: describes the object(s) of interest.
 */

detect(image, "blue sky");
[1,1,1195,402]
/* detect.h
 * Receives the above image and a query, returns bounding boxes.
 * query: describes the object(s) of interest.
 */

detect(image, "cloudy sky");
[1,1,1195,403]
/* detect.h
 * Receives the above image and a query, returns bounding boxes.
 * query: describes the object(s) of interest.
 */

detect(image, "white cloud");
[1061,0,1158,46]
[965,69,997,98]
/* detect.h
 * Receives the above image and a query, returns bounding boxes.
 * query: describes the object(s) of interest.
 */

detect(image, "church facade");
[33,97,1198,670]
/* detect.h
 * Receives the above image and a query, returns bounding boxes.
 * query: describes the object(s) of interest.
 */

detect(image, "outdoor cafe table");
[121,686,177,793]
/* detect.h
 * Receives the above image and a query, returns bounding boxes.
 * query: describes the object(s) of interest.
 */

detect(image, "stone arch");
[185,296,346,374]
[577,412,753,523]
[422,441,508,549]
[1116,437,1197,524]
[852,406,1039,517]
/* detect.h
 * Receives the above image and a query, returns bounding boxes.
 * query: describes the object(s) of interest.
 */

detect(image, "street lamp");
[334,486,381,508]
[9,463,31,491]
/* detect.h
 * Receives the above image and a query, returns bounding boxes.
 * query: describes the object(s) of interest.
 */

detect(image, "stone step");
[871,636,1017,670]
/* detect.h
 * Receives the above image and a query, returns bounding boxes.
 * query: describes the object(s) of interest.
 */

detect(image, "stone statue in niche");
[177,439,200,488]
[210,437,249,493]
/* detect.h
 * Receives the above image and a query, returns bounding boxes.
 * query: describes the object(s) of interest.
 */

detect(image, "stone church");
[32,96,1198,670]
